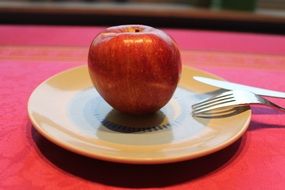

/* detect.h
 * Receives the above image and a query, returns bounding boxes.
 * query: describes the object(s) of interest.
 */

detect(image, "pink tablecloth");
[1,25,285,190]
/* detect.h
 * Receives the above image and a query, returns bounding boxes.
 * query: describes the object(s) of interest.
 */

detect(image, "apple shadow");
[95,109,174,146]
[97,109,169,133]
[29,122,245,188]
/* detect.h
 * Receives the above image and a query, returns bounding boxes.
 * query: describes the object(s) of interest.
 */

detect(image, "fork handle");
[263,99,285,112]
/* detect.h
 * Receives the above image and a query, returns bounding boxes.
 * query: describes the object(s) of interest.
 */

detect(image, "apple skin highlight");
[88,25,182,115]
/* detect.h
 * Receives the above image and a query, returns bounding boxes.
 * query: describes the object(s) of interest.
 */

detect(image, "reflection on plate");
[28,66,251,164]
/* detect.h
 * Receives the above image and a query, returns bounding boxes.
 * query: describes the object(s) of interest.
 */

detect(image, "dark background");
[1,0,285,34]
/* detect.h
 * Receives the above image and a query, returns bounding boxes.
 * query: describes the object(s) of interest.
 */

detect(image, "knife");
[193,76,285,98]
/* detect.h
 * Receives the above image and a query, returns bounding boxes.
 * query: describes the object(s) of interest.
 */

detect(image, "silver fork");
[192,90,285,116]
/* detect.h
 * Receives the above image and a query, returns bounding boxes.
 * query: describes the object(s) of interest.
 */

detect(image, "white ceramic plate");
[28,66,251,164]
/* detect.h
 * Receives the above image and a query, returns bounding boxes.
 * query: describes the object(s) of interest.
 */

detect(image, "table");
[1,25,285,190]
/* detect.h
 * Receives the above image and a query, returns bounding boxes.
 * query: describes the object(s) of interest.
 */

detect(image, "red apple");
[88,25,181,115]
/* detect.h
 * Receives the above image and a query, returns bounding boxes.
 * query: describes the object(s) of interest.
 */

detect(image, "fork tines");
[192,91,236,115]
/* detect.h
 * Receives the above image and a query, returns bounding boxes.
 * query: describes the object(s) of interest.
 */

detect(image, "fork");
[192,90,285,116]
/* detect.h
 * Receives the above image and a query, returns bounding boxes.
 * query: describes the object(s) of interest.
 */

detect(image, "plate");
[28,66,251,164]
